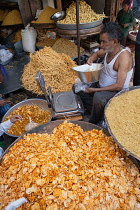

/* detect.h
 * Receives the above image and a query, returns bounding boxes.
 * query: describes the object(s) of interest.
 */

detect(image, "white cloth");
[0,119,13,136]
[99,49,133,89]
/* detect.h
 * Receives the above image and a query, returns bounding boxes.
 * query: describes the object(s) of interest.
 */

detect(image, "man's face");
[100,33,115,53]
[122,4,129,12]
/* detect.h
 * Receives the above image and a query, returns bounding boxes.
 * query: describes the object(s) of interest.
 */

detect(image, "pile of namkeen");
[105,88,140,159]
[36,38,57,48]
[0,9,10,21]
[58,0,106,24]
[22,47,77,94]
[31,6,59,24]
[0,121,140,209]
[52,38,84,58]
[2,9,22,26]
[4,104,51,136]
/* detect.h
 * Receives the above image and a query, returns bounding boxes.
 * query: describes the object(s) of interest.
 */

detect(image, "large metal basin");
[1,120,140,170]
[105,86,140,162]
[2,98,52,138]
[56,19,103,30]
[72,63,104,82]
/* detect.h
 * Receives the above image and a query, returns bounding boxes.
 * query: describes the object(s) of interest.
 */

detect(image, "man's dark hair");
[100,22,123,43]
[122,0,130,6]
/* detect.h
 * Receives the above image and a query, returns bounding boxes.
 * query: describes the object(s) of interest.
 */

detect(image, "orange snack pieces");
[4,104,51,136]
[0,121,140,209]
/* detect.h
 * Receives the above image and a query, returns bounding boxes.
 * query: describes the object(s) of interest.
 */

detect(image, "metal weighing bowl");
[72,63,104,82]
[1,120,140,170]
[104,86,140,161]
[2,98,52,138]
[50,11,66,22]
[56,18,103,30]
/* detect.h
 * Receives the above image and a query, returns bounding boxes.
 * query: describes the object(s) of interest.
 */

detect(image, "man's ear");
[113,38,119,44]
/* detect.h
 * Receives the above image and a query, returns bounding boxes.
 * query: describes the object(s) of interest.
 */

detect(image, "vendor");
[116,0,136,46]
[74,22,133,126]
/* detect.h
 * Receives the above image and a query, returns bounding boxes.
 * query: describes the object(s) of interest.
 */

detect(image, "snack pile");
[0,121,140,209]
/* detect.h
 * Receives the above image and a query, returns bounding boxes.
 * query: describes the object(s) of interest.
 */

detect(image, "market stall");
[0,1,140,210]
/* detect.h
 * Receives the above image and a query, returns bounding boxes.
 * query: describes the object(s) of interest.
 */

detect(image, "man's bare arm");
[87,49,106,65]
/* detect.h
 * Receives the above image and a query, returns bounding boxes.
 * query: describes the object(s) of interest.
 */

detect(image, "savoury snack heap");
[58,0,106,24]
[22,47,77,94]
[0,121,140,209]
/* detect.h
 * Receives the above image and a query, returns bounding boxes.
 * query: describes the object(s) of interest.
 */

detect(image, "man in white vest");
[76,22,133,125]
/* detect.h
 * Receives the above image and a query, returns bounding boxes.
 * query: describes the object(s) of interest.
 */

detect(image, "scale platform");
[52,91,84,119]
[53,91,78,113]
[35,72,84,120]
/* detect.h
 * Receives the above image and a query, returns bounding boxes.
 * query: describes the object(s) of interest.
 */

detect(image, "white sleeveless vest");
[99,49,133,89]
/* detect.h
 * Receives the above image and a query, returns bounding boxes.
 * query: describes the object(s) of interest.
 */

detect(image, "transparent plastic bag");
[74,78,91,93]
[5,197,28,210]
[25,117,39,132]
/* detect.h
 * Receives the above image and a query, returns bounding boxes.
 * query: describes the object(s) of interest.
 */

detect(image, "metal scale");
[35,71,84,120]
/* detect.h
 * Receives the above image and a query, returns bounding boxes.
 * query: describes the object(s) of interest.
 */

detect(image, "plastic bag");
[5,197,28,210]
[74,78,91,93]
[21,24,37,52]
[25,117,39,132]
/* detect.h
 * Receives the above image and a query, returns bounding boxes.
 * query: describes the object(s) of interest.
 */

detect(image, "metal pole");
[76,0,80,65]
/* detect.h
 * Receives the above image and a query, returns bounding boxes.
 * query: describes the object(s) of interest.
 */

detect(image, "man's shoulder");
[119,48,132,61]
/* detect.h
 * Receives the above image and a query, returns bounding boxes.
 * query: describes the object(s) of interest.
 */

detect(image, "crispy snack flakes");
[4,104,51,136]
[0,121,140,209]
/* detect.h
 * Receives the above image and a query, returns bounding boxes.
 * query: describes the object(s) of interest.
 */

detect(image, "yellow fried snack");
[105,88,140,159]
[2,9,22,26]
[21,47,77,94]
[4,104,51,136]
[58,0,106,24]
[52,38,84,58]
[0,9,10,21]
[0,121,140,209]
[31,6,59,24]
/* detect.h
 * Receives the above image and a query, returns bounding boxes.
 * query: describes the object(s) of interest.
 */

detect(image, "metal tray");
[104,86,140,161]
[2,98,52,138]
[56,18,103,30]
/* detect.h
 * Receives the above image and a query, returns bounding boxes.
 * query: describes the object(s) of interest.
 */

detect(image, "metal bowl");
[50,11,66,22]
[72,63,104,82]
[104,86,140,161]
[1,120,109,160]
[1,120,140,170]
[2,98,52,138]
[56,18,103,30]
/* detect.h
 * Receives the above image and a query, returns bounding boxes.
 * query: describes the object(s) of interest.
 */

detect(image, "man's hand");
[0,99,13,107]
[0,99,7,107]
[10,115,22,123]
[5,100,13,106]
[83,88,97,93]
[87,57,93,65]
